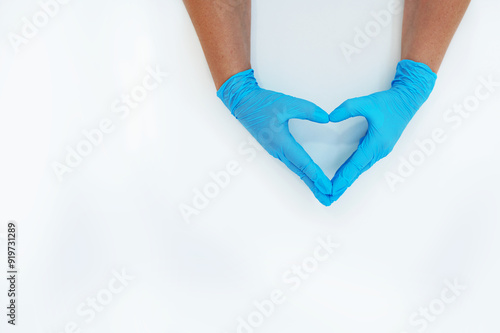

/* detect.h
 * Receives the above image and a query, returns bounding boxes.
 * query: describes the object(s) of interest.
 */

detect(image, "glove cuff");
[391,59,437,113]
[217,69,259,116]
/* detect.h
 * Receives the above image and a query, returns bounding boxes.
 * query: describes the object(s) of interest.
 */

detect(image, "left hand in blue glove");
[329,60,437,202]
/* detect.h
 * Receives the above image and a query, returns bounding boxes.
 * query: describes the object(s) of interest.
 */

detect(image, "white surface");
[0,0,499,332]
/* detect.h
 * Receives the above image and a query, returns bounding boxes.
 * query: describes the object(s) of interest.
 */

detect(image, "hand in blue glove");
[329,60,437,202]
[218,69,333,205]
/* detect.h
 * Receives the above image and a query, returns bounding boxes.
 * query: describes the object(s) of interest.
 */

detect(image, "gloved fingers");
[282,134,333,195]
[286,101,330,123]
[331,137,375,201]
[281,158,333,206]
[330,185,348,203]
[329,97,365,122]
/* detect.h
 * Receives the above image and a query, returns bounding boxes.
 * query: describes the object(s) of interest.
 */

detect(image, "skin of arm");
[183,0,470,89]
[402,0,471,73]
[182,0,251,90]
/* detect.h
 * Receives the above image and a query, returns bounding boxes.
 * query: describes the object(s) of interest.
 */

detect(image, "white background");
[1,0,499,332]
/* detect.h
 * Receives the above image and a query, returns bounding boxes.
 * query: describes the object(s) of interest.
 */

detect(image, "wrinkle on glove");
[218,69,333,206]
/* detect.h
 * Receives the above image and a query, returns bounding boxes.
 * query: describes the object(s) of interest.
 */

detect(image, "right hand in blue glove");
[217,69,333,206]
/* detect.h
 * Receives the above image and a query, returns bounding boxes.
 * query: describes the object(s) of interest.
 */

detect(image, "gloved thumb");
[287,100,330,124]
[329,98,364,122]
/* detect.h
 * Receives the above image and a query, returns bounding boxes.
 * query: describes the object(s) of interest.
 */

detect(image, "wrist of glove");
[390,59,438,121]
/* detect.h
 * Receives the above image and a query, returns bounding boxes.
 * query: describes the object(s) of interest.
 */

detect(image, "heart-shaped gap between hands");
[289,116,368,181]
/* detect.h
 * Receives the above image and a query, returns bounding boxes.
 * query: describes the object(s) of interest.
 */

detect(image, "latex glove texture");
[217,69,333,206]
[329,60,437,202]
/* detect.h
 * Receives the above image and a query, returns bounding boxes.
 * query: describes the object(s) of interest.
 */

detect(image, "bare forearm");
[401,0,470,73]
[183,0,251,89]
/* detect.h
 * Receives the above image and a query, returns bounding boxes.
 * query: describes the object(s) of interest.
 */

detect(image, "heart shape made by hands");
[289,116,368,180]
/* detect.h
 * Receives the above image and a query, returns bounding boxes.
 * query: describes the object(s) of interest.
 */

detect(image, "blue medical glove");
[217,69,333,206]
[329,60,437,202]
